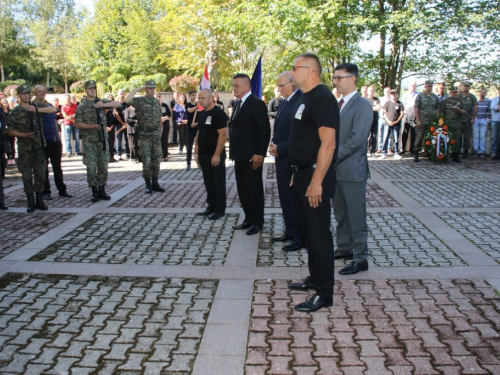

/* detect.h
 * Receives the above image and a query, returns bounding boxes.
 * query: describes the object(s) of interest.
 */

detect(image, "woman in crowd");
[213,93,225,111]
[173,93,188,153]
[1,98,15,165]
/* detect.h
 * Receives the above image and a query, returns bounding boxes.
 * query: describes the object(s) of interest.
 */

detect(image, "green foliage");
[0,80,26,93]
[107,74,127,88]
[70,81,85,93]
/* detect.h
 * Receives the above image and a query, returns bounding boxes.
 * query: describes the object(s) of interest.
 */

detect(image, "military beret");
[450,86,459,92]
[425,80,434,86]
[16,84,30,94]
[462,81,472,86]
[145,80,156,88]
[85,80,97,89]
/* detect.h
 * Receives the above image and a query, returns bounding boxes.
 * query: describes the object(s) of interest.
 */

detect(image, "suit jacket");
[335,92,373,182]
[124,107,137,135]
[229,94,271,161]
[271,90,303,163]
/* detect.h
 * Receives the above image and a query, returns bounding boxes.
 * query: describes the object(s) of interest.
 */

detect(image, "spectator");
[213,93,224,111]
[491,86,500,160]
[382,89,404,159]
[472,88,490,157]
[173,93,188,153]
[61,94,80,157]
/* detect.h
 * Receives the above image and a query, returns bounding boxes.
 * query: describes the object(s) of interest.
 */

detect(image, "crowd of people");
[1,55,500,313]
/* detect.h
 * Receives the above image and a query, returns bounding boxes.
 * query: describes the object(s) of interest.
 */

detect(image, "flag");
[250,55,262,98]
[198,64,211,111]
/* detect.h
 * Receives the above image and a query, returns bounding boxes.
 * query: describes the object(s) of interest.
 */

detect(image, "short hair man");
[156,92,171,161]
[114,89,130,161]
[288,53,339,312]
[366,85,380,157]
[377,87,391,153]
[401,81,419,155]
[459,81,478,159]
[7,84,57,212]
[125,81,165,194]
[61,94,80,156]
[185,89,199,170]
[194,89,228,220]
[472,88,490,157]
[382,89,405,159]
[268,71,304,252]
[75,80,121,202]
[414,80,439,161]
[491,86,500,159]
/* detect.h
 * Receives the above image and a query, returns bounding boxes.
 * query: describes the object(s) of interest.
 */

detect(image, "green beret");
[145,80,156,88]
[16,84,30,94]
[84,80,97,89]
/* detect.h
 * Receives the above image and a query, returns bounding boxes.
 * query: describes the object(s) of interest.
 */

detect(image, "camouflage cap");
[85,80,97,89]
[462,80,472,86]
[424,80,434,86]
[16,84,30,94]
[145,80,156,88]
[449,86,459,92]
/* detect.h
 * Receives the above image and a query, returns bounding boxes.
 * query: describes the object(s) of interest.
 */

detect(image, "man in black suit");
[269,72,303,252]
[229,73,271,235]
[124,106,140,163]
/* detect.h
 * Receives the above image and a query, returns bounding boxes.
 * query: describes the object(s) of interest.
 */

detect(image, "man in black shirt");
[382,89,405,159]
[114,89,130,160]
[156,93,171,160]
[288,53,339,312]
[194,89,227,220]
[185,89,198,170]
[366,85,380,157]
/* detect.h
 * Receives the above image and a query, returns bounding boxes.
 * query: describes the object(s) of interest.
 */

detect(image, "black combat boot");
[414,152,419,162]
[26,193,35,213]
[98,186,111,200]
[35,192,48,210]
[452,152,461,163]
[91,186,100,202]
[145,178,152,194]
[151,177,165,192]
[463,149,469,160]
[493,150,500,160]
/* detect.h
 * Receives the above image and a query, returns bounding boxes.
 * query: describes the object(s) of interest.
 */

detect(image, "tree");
[0,0,27,81]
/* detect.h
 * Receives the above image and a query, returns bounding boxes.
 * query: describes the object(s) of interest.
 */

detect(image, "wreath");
[424,117,455,162]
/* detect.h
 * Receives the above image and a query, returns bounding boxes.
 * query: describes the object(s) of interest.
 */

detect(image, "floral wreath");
[424,117,455,162]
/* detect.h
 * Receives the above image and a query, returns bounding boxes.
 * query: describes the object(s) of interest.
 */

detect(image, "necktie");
[338,98,344,110]
[233,100,242,119]
[276,99,288,118]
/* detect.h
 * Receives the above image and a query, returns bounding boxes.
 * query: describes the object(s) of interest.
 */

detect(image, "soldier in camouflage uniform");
[75,80,120,202]
[459,81,478,159]
[440,87,466,163]
[414,80,440,162]
[7,84,57,212]
[125,80,165,194]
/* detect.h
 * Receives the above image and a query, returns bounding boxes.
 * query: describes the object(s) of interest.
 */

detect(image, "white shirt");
[401,90,419,109]
[339,90,357,112]
[239,91,252,107]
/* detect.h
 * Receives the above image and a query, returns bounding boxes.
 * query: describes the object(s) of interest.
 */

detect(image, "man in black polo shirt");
[194,89,227,220]
[288,52,339,312]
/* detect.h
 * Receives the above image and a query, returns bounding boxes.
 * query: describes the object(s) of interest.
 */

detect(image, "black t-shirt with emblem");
[289,84,339,166]
[197,105,227,156]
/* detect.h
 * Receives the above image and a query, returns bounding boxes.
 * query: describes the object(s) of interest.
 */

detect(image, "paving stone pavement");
[1,149,500,375]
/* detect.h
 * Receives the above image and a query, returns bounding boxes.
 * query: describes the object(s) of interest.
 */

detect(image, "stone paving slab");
[30,213,238,266]
[394,181,500,207]
[245,279,500,375]
[436,212,500,265]
[0,273,217,375]
[464,162,500,177]
[4,184,125,208]
[159,164,236,181]
[0,213,75,259]
[370,161,490,180]
[257,213,465,268]
[110,181,240,209]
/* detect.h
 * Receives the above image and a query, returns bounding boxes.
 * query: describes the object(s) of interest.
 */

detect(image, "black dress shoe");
[289,278,315,291]
[43,193,52,200]
[59,191,73,198]
[282,241,303,252]
[273,234,293,242]
[294,294,333,312]
[333,251,353,260]
[233,222,251,230]
[0,204,8,210]
[246,225,260,235]
[208,212,224,220]
[339,261,369,275]
[197,208,213,216]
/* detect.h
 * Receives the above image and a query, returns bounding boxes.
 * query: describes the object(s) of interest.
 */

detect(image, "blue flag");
[250,55,262,98]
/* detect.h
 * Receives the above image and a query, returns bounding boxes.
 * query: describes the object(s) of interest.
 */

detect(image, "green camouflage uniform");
[7,103,48,193]
[131,96,162,179]
[75,98,110,186]
[440,96,463,146]
[414,92,439,150]
[459,93,478,150]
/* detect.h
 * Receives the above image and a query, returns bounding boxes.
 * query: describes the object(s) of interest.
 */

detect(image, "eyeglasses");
[333,75,353,81]
[292,65,310,71]
[277,81,292,88]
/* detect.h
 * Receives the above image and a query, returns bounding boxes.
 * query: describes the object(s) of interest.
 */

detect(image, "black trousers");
[234,160,265,228]
[108,128,115,158]
[128,133,139,161]
[186,129,197,166]
[199,152,226,214]
[402,122,415,154]
[161,122,170,158]
[178,124,187,150]
[275,159,301,242]
[368,118,378,153]
[292,167,336,303]
[44,140,67,195]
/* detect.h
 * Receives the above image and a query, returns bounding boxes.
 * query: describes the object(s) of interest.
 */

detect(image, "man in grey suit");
[332,63,373,275]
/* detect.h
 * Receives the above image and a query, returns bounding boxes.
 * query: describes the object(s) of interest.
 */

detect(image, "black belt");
[291,164,316,172]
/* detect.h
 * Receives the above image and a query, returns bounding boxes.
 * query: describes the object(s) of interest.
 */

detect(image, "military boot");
[26,193,35,213]
[152,177,165,192]
[91,186,100,202]
[145,178,152,194]
[35,192,48,210]
[463,149,469,160]
[98,186,111,200]
[452,152,461,163]
[414,152,419,162]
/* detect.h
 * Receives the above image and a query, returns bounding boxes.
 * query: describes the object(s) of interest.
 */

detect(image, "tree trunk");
[46,71,50,88]
[0,63,4,82]
[396,39,408,93]
[378,0,386,93]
